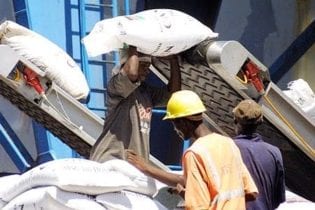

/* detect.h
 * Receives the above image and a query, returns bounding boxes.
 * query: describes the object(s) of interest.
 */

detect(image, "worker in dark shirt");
[90,46,181,162]
[233,99,286,210]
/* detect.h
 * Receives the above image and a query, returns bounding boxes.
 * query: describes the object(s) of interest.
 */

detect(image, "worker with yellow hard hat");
[163,90,206,120]
[127,90,258,210]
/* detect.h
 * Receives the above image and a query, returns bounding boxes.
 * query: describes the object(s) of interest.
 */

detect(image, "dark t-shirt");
[234,134,285,210]
[90,71,170,162]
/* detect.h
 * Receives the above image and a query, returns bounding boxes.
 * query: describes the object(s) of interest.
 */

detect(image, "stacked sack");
[0,158,167,210]
[276,190,315,210]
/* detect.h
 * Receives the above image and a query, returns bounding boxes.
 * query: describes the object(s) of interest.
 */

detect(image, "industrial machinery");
[0,39,314,202]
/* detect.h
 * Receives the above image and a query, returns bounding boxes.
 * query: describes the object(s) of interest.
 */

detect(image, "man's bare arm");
[126,150,185,187]
[167,55,181,93]
[122,46,139,82]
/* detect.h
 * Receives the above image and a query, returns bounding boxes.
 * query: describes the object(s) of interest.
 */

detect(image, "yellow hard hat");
[163,90,206,120]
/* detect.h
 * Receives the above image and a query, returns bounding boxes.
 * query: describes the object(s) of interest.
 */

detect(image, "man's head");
[233,99,263,134]
[163,90,206,139]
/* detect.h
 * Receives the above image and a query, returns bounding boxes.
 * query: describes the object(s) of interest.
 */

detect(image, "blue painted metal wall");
[0,113,31,172]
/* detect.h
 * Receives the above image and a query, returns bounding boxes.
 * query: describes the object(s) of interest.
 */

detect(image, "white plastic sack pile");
[101,159,158,196]
[97,190,166,210]
[0,158,157,203]
[3,186,106,210]
[0,20,89,100]
[276,190,315,210]
[0,174,21,209]
[283,79,315,124]
[82,9,218,57]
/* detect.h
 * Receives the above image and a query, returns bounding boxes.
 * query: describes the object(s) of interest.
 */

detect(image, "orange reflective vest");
[182,133,258,210]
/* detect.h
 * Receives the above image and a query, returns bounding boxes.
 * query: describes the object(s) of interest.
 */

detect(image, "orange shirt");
[182,133,258,210]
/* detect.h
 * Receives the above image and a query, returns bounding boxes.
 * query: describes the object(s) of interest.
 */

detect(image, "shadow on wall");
[239,0,276,62]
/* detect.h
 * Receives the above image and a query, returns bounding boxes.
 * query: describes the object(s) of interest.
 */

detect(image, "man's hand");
[245,192,258,201]
[168,183,186,198]
[128,45,138,56]
[126,150,185,187]
[127,45,150,57]
[125,149,149,173]
[160,54,181,93]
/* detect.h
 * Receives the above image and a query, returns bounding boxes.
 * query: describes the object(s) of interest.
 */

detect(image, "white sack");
[0,158,157,202]
[82,9,218,57]
[284,79,315,109]
[285,190,311,203]
[0,174,21,206]
[302,102,315,124]
[276,202,315,210]
[97,190,167,210]
[283,79,315,124]
[276,191,315,210]
[0,199,6,209]
[102,159,158,196]
[0,21,89,100]
[3,186,106,210]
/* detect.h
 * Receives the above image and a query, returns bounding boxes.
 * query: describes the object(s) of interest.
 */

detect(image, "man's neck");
[192,123,212,141]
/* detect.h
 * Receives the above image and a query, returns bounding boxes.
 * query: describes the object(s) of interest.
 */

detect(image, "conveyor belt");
[0,76,92,157]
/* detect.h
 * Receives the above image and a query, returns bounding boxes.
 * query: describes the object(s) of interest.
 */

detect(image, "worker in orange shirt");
[127,90,258,210]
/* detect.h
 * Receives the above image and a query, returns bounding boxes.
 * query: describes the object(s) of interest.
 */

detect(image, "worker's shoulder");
[262,141,282,155]
[197,132,230,141]
[195,133,235,148]
[210,133,239,149]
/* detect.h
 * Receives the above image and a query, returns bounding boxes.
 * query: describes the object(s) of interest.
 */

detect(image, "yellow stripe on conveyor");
[263,95,315,158]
